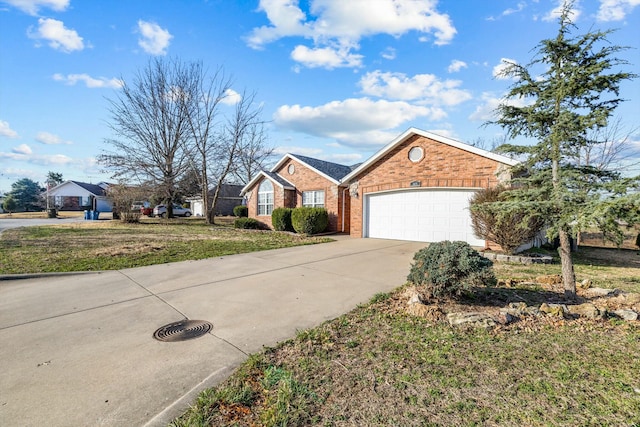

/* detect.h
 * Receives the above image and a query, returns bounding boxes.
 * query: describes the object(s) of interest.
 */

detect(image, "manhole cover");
[153,319,213,342]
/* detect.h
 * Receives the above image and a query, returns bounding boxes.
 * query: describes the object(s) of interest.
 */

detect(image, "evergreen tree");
[489,1,638,298]
[9,178,43,211]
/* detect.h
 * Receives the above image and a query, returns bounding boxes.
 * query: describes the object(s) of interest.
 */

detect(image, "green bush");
[233,205,248,217]
[291,207,329,235]
[234,217,262,229]
[407,241,496,299]
[272,207,294,232]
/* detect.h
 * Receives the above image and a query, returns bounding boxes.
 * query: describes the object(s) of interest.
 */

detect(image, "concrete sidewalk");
[0,237,424,426]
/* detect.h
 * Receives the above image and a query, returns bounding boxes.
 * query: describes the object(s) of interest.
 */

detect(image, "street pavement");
[0,237,425,427]
[0,217,88,233]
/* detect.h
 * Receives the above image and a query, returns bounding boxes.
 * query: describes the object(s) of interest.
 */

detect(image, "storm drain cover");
[153,319,213,342]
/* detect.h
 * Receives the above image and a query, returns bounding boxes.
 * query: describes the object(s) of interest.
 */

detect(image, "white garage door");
[365,189,484,246]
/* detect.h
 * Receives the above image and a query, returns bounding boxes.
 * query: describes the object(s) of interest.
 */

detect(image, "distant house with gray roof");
[48,180,113,212]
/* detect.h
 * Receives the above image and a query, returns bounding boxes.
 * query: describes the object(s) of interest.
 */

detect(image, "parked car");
[140,205,153,216]
[131,201,149,211]
[153,204,192,218]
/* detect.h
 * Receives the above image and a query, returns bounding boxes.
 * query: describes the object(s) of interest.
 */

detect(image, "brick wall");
[347,135,509,238]
[245,160,347,232]
[274,159,344,232]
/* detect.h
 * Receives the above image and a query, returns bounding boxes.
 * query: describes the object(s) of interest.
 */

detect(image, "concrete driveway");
[0,237,424,426]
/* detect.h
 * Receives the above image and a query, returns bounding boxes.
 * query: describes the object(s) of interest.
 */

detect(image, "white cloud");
[274,97,444,147]
[28,18,84,53]
[12,144,32,155]
[52,73,123,89]
[493,58,518,80]
[0,151,73,165]
[291,44,363,69]
[542,0,581,22]
[35,131,72,145]
[137,20,172,55]
[0,120,19,138]
[247,0,456,69]
[597,0,640,21]
[447,59,467,73]
[381,47,396,60]
[221,88,242,105]
[3,0,69,15]
[469,92,530,122]
[488,2,527,20]
[359,71,472,106]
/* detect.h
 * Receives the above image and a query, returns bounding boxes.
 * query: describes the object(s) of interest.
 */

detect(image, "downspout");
[341,187,348,233]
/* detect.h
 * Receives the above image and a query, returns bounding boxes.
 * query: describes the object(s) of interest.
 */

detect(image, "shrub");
[234,217,262,229]
[119,211,141,223]
[272,207,294,232]
[291,207,328,235]
[233,205,248,217]
[407,241,496,299]
[470,186,545,254]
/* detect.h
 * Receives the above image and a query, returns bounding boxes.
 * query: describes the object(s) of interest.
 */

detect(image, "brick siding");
[346,135,509,238]
[245,159,347,232]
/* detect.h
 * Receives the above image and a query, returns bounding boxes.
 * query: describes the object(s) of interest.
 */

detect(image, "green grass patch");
[174,295,640,426]
[0,220,332,274]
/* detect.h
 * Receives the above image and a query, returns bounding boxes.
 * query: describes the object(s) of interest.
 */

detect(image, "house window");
[302,190,325,208]
[408,146,424,163]
[257,180,274,216]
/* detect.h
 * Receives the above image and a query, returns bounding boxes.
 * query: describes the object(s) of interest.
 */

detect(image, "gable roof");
[50,180,109,196]
[341,127,520,183]
[71,181,108,196]
[240,170,295,195]
[272,153,353,184]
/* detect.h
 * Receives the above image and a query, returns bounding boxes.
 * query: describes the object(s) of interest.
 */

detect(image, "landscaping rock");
[500,302,527,317]
[612,309,638,321]
[496,312,518,325]
[578,279,592,289]
[566,303,602,319]
[539,303,567,318]
[584,287,619,297]
[447,312,496,329]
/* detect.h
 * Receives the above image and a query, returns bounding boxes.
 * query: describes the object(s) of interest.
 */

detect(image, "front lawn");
[172,247,640,426]
[0,219,332,274]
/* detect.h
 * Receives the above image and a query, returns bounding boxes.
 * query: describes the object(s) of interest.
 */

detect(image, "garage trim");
[363,187,485,246]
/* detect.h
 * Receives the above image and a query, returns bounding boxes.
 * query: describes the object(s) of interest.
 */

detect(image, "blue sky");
[1,0,639,194]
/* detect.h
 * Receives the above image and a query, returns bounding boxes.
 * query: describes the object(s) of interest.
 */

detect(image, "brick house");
[241,128,518,246]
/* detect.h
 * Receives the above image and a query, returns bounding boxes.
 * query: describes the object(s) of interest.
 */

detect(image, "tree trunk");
[558,228,577,299]
[209,184,221,225]
[201,159,211,225]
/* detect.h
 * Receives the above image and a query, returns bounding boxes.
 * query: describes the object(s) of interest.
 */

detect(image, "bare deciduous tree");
[99,57,196,218]
[231,121,275,184]
[208,90,264,223]
[182,65,232,223]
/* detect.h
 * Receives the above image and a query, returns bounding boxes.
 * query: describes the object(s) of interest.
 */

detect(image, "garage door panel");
[365,189,484,246]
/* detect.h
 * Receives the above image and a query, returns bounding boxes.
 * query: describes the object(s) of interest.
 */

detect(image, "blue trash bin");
[92,211,100,220]
[84,210,90,220]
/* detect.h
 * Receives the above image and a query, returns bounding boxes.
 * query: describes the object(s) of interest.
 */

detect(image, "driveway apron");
[0,237,424,427]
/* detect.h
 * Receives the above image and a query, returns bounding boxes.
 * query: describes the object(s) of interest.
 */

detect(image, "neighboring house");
[48,181,113,212]
[241,127,518,246]
[187,184,245,217]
